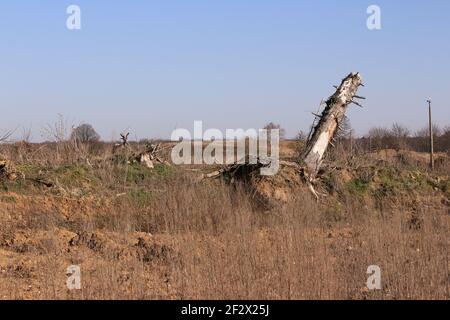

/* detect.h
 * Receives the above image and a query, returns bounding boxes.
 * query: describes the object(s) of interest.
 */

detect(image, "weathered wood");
[202,72,364,202]
[113,132,130,153]
[0,159,22,181]
[136,143,172,168]
[303,72,363,178]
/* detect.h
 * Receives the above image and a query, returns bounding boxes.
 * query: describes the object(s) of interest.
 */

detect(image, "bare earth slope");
[0,142,448,299]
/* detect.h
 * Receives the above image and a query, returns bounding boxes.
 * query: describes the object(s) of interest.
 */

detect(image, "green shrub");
[129,188,153,207]
[346,178,370,195]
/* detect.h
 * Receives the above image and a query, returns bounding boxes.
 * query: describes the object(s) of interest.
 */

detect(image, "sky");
[1,0,449,141]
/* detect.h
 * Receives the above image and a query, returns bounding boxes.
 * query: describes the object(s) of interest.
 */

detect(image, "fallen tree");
[0,159,22,181]
[112,133,171,169]
[303,72,364,179]
[132,142,172,169]
[204,72,364,204]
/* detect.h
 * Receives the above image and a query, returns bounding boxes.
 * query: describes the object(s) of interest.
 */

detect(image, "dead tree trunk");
[303,72,364,179]
[203,72,365,201]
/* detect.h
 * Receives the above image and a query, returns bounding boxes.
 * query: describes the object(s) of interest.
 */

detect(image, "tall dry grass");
[0,141,448,300]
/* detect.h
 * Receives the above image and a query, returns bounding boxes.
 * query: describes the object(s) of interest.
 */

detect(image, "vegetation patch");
[16,164,42,177]
[52,164,94,187]
[346,178,370,196]
[129,188,153,207]
[153,163,173,177]
[0,194,16,203]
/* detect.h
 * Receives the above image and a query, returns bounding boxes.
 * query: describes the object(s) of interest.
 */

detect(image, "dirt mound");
[216,158,312,208]
[251,163,310,206]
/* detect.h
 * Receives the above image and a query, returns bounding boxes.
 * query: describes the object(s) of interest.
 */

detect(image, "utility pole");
[427,99,434,171]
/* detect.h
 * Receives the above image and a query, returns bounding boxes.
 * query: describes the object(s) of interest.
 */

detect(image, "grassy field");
[0,140,449,299]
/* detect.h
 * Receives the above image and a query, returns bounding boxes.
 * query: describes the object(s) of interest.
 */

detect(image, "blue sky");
[1,0,449,141]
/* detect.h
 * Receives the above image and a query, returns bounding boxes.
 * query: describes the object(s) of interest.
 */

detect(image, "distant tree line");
[297,121,450,156]
[362,123,450,152]
[69,121,450,153]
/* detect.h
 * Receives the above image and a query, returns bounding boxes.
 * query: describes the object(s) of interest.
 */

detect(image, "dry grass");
[0,141,448,300]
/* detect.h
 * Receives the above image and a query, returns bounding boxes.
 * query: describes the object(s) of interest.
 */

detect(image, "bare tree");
[436,126,450,152]
[335,116,352,140]
[367,124,410,151]
[390,123,410,150]
[295,130,308,157]
[71,123,100,143]
[0,130,14,143]
[368,126,389,139]
[42,114,72,142]
[120,132,130,146]
[21,126,33,143]
[368,126,390,150]
[263,122,286,140]
[391,123,410,139]
[296,130,308,142]
[414,124,441,138]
